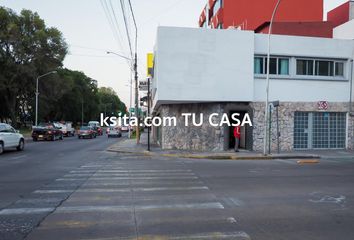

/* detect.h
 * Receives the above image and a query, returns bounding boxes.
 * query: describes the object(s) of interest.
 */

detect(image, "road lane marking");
[0,207,54,215]
[63,173,196,177]
[33,186,209,194]
[133,186,209,192]
[73,232,250,240]
[70,170,96,173]
[56,176,198,181]
[0,202,225,215]
[10,154,27,160]
[34,190,75,194]
[57,202,224,213]
[16,198,63,204]
[297,159,320,164]
[97,169,193,173]
[82,181,205,187]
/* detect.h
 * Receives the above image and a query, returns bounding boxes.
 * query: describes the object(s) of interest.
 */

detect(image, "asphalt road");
[0,137,354,240]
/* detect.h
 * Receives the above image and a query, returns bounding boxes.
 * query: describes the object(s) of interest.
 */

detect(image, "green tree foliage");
[98,87,127,118]
[0,7,126,126]
[0,7,67,125]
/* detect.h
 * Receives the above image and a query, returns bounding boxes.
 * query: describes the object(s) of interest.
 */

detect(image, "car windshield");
[80,127,90,130]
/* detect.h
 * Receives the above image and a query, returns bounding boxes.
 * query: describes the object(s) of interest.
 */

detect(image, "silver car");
[0,123,25,155]
[107,126,122,138]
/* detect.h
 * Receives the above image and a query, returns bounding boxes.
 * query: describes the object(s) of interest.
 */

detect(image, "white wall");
[333,19,354,40]
[153,27,254,107]
[152,27,354,108]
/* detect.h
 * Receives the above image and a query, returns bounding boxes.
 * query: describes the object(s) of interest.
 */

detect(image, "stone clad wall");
[251,102,354,152]
[154,102,353,152]
[158,104,225,151]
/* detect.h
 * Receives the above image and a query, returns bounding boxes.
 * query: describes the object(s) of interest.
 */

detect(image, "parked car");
[78,126,96,139]
[32,123,63,141]
[56,122,75,137]
[0,123,25,155]
[107,126,122,138]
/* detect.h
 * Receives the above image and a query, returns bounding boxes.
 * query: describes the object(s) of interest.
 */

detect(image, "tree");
[0,7,127,127]
[0,7,67,126]
[98,87,127,118]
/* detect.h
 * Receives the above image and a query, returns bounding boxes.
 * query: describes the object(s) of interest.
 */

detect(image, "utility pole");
[263,0,281,156]
[147,77,151,151]
[134,52,140,143]
[35,71,56,126]
[81,99,84,125]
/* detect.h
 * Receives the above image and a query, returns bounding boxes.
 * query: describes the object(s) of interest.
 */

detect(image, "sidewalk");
[106,132,354,160]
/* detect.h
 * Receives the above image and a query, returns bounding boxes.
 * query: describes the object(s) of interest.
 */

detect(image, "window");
[335,62,344,76]
[316,61,334,76]
[278,58,289,75]
[297,60,314,75]
[0,125,7,133]
[254,56,289,75]
[254,57,264,74]
[213,0,222,14]
[296,59,345,77]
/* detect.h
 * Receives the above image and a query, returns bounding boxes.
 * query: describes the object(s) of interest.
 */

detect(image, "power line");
[120,0,133,58]
[69,44,126,54]
[100,0,125,52]
[107,0,126,51]
[127,0,137,52]
[67,53,117,58]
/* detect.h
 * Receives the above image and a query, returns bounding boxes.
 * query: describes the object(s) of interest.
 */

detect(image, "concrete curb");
[106,148,321,160]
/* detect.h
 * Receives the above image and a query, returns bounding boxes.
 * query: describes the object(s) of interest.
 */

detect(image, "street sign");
[139,80,148,91]
[317,101,329,110]
[129,107,142,114]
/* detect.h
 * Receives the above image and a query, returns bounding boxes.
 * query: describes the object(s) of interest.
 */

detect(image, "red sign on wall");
[318,101,329,110]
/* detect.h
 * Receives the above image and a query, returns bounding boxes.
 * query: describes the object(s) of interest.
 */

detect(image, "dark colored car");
[78,126,96,139]
[32,123,63,141]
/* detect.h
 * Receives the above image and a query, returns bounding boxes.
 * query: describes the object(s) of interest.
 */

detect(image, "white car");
[107,126,122,138]
[0,123,25,155]
[55,122,75,137]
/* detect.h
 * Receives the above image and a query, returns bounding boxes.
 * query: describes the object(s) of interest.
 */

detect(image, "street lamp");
[263,0,281,156]
[107,51,134,139]
[35,71,57,126]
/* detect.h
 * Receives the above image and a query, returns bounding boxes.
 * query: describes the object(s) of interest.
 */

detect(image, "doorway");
[228,111,248,150]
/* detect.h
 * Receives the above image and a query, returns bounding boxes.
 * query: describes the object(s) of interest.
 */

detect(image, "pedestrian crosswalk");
[0,154,250,240]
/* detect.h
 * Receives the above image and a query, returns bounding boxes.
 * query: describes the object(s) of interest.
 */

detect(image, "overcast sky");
[0,0,349,107]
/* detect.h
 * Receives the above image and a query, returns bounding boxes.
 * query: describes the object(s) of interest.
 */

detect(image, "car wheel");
[78,136,81,139]
[17,139,24,151]
[51,135,55,141]
[0,142,4,155]
[33,138,38,142]
[60,135,64,140]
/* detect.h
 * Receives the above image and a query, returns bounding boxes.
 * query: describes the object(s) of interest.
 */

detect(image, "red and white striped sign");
[317,101,329,110]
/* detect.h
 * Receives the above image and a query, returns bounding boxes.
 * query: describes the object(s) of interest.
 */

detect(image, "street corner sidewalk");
[107,132,323,161]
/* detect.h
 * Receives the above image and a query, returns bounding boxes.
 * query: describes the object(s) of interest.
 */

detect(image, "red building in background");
[199,0,323,30]
[328,1,354,28]
[198,0,354,38]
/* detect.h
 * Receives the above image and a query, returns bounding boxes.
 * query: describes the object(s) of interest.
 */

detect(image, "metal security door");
[294,112,346,149]
[294,112,309,149]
